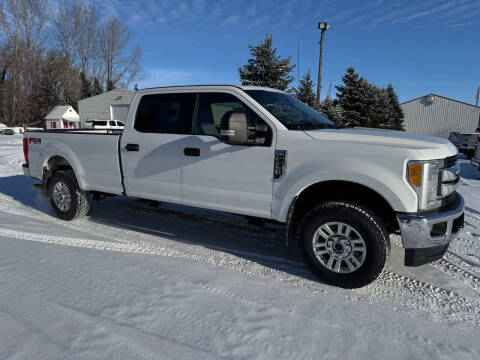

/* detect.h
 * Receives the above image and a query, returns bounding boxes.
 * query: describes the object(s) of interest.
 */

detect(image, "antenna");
[297,40,300,88]
[327,81,332,99]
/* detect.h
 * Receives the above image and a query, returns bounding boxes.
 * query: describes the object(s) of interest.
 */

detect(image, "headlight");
[407,159,444,211]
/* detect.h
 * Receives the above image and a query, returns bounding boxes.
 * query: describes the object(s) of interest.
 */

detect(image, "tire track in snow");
[2,223,480,329]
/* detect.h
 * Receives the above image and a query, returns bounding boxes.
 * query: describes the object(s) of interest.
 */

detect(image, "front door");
[181,92,276,218]
[121,93,196,204]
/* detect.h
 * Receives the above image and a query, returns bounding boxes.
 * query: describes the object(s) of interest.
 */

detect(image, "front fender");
[273,165,417,222]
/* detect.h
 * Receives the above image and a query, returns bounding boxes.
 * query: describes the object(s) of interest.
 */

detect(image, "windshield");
[245,90,335,130]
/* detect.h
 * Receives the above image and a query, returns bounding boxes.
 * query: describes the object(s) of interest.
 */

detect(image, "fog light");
[430,222,447,237]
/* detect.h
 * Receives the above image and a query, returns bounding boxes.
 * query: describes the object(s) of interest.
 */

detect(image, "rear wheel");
[298,200,390,288]
[49,171,90,221]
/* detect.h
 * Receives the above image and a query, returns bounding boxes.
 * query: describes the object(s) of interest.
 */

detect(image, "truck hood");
[305,128,457,159]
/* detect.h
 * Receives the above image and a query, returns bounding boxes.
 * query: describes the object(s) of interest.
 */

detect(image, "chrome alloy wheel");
[53,181,72,212]
[312,222,367,274]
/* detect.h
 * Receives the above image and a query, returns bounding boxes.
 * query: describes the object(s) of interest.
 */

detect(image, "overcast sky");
[95,0,480,104]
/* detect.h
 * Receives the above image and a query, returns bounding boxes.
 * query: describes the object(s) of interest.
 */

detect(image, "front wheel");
[298,201,390,288]
[49,171,90,221]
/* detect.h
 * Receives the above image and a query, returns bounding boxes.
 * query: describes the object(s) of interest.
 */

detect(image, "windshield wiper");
[335,122,354,129]
[286,122,334,130]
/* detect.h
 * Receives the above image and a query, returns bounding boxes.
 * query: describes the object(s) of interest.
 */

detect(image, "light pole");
[316,22,330,108]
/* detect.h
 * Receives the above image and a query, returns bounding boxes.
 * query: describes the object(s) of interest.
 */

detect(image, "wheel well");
[46,156,73,173]
[42,156,74,196]
[287,181,398,246]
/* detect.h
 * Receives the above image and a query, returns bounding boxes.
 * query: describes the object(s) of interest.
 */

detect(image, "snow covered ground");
[1,134,480,359]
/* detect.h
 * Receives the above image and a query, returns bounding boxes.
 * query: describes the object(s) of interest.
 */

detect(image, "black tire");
[48,170,90,221]
[298,200,390,288]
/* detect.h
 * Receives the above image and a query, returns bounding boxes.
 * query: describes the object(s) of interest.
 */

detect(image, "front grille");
[452,213,464,234]
[445,155,457,168]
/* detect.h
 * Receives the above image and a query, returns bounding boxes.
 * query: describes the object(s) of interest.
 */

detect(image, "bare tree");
[29,50,80,126]
[0,0,49,125]
[99,17,142,90]
[54,0,100,78]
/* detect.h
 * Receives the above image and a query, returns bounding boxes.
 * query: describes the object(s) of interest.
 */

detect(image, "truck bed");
[24,130,125,195]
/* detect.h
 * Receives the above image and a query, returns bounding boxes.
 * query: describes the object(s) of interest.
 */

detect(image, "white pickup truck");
[22,85,465,288]
[449,131,479,158]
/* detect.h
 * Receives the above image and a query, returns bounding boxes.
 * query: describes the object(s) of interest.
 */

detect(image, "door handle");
[184,147,200,156]
[126,143,139,151]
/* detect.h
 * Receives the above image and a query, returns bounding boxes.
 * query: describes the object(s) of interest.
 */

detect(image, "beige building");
[78,89,135,126]
[400,94,480,138]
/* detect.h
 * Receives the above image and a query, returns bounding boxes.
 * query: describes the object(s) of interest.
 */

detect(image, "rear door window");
[134,93,196,134]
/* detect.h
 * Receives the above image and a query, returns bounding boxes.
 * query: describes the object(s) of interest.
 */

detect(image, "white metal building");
[78,89,135,126]
[45,106,80,130]
[400,94,480,138]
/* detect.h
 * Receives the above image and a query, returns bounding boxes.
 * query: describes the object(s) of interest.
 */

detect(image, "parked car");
[1,128,14,135]
[22,85,464,288]
[448,131,479,158]
[85,120,124,130]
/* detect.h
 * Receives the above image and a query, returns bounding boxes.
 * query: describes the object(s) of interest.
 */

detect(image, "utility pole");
[316,22,330,108]
[477,87,480,131]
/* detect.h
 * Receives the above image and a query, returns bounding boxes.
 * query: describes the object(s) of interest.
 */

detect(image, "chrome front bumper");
[397,193,464,250]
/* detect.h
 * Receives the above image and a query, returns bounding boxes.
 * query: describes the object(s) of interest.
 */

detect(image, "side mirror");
[220,111,248,145]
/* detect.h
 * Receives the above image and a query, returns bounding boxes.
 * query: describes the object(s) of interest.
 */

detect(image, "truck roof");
[138,84,286,94]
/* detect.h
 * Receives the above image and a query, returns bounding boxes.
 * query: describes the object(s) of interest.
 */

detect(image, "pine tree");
[91,77,103,96]
[319,97,344,126]
[239,34,295,91]
[134,83,139,91]
[386,83,404,130]
[293,69,316,108]
[335,67,370,127]
[368,86,390,129]
[79,72,91,99]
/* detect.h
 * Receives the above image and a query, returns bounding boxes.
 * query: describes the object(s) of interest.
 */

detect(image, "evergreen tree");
[134,83,139,91]
[293,69,316,108]
[368,86,390,129]
[91,77,103,96]
[335,67,370,127]
[239,34,295,91]
[319,97,344,126]
[386,83,404,130]
[79,71,91,99]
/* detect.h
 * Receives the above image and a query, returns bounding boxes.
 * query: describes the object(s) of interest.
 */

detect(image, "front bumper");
[397,193,464,266]
[22,163,31,177]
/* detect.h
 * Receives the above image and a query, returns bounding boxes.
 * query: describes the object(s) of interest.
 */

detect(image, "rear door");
[181,92,276,218]
[121,93,196,203]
